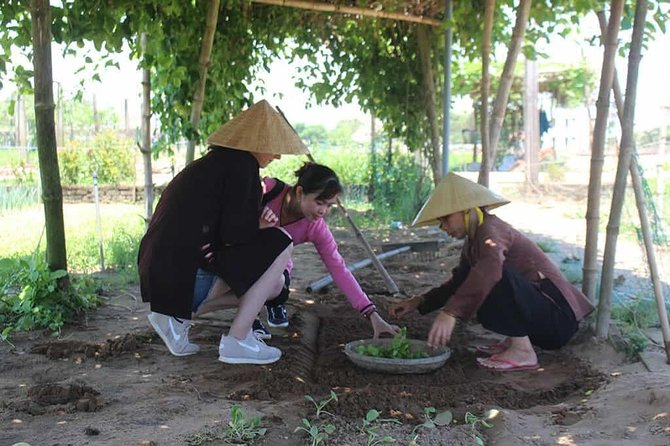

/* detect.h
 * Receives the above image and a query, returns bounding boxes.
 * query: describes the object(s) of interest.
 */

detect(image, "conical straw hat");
[206,99,309,155]
[411,172,510,227]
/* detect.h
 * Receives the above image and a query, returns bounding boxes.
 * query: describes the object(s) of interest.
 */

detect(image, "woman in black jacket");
[138,100,307,365]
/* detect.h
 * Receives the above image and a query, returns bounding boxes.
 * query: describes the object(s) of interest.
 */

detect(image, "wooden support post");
[598,9,669,362]
[523,57,540,185]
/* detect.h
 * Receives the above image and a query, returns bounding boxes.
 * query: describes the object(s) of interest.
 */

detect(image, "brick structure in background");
[62,184,165,203]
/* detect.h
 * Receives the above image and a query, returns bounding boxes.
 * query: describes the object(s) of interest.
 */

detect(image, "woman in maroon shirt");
[390,173,593,371]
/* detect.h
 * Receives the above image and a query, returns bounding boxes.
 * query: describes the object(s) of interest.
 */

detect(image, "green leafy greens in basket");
[355,327,430,359]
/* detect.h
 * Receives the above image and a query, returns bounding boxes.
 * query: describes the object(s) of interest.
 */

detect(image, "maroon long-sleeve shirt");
[418,215,594,322]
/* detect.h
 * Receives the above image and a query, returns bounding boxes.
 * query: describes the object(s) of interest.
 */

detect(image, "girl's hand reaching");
[369,311,400,339]
[259,206,279,229]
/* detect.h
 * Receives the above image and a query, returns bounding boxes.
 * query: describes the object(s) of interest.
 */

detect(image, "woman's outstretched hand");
[259,206,278,229]
[427,311,456,348]
[388,296,421,319]
[369,312,400,339]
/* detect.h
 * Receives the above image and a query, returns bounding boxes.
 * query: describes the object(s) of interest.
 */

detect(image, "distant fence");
[62,184,166,203]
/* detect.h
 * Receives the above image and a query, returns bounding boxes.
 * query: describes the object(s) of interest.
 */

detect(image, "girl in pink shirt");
[258,163,399,339]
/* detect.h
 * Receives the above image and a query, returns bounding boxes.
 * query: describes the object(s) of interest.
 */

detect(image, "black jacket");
[138,147,261,319]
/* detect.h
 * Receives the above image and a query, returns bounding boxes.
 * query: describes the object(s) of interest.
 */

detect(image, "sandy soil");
[1,185,670,446]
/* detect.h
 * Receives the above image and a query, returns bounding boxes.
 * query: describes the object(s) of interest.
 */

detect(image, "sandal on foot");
[474,342,509,355]
[476,354,539,372]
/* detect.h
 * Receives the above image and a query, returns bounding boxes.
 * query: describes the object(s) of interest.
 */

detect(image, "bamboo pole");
[598,11,670,363]
[140,33,154,227]
[487,0,532,167]
[477,0,495,187]
[185,0,220,165]
[250,0,441,26]
[31,0,69,279]
[276,106,401,295]
[523,57,539,185]
[596,0,649,338]
[442,0,452,175]
[583,0,625,302]
[629,160,670,363]
[307,246,410,293]
[417,24,442,185]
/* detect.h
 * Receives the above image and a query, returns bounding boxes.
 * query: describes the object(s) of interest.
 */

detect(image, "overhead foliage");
[0,0,667,160]
[1,0,302,147]
[290,17,432,152]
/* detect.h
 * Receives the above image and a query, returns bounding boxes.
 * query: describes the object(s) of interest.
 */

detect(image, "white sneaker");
[218,331,282,365]
[148,312,200,356]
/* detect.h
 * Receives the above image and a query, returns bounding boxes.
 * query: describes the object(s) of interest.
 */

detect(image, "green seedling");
[411,406,453,435]
[355,327,429,359]
[223,404,267,443]
[186,405,266,445]
[294,418,336,446]
[464,411,495,446]
[359,409,400,446]
[305,390,338,418]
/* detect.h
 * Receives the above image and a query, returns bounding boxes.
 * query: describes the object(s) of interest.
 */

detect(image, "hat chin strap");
[464,207,484,237]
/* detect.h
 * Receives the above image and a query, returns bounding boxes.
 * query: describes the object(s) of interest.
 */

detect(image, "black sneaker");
[267,304,289,328]
[252,319,272,340]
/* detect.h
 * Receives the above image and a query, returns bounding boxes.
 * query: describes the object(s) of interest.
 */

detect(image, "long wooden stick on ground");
[276,106,401,295]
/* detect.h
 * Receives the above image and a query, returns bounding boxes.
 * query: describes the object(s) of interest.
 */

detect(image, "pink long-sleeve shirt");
[262,177,376,315]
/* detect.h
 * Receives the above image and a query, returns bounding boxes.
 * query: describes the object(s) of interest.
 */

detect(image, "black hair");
[294,162,343,200]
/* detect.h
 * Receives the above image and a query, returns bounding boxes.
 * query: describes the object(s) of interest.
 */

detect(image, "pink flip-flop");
[476,354,540,372]
[474,342,509,355]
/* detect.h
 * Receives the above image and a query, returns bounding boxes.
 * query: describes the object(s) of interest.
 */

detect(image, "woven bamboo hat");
[206,99,309,155]
[411,172,510,227]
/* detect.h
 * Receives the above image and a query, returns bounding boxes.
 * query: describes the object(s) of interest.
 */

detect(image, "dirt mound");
[30,332,155,360]
[8,381,103,415]
[28,381,101,407]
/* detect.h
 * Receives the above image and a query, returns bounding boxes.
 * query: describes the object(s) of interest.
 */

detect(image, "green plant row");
[185,389,495,445]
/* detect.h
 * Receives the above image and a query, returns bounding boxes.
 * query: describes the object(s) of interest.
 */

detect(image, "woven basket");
[344,338,451,374]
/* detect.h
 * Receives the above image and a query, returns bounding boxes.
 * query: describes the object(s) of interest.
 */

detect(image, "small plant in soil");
[224,404,267,443]
[355,327,429,359]
[359,409,401,445]
[295,391,339,445]
[464,410,495,445]
[186,404,266,445]
[305,390,338,418]
[410,406,453,435]
[294,418,336,446]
